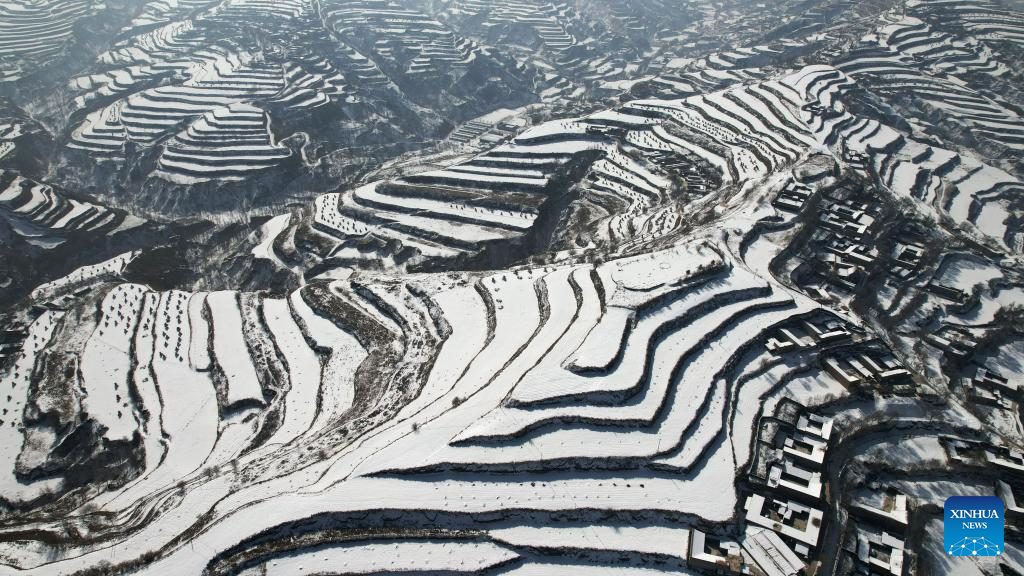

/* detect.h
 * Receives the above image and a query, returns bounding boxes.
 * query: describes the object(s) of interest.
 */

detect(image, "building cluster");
[925,325,978,361]
[845,489,911,576]
[925,281,971,306]
[816,199,880,290]
[774,182,888,294]
[943,436,1024,476]
[964,367,1019,410]
[821,345,913,394]
[763,312,918,399]
[890,241,925,280]
[449,116,527,146]
[774,180,812,212]
[765,314,853,355]
[689,402,836,576]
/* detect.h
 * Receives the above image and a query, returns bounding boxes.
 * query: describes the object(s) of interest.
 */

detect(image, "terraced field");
[16,0,548,215]
[788,65,1024,248]
[0,170,144,244]
[0,230,832,574]
[3,1,1024,575]
[0,0,95,82]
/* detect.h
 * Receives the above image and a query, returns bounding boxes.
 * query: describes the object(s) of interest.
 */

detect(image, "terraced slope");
[232,58,1024,283]
[155,102,292,183]
[878,15,1008,77]
[3,2,1024,574]
[0,170,143,244]
[0,230,829,574]
[786,65,1024,249]
[284,75,825,269]
[910,0,1024,47]
[836,42,1024,151]
[318,0,477,84]
[38,0,542,207]
[70,50,318,159]
[0,0,96,82]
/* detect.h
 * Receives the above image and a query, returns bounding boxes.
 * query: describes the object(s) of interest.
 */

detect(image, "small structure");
[826,239,877,266]
[803,318,851,344]
[967,381,1013,409]
[742,527,804,576]
[766,317,851,355]
[850,491,909,531]
[925,325,977,359]
[806,285,832,301]
[796,412,834,442]
[744,493,824,557]
[781,430,828,468]
[891,242,925,278]
[855,526,905,576]
[688,530,749,574]
[774,181,812,212]
[766,327,809,354]
[819,200,875,240]
[820,253,860,289]
[943,437,1024,476]
[823,350,911,388]
[974,367,1018,397]
[926,282,968,305]
[767,458,823,503]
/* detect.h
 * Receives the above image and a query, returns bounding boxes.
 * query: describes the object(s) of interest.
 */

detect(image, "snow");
[142,291,218,467]
[950,165,1014,223]
[1,239,822,575]
[468,107,522,125]
[976,338,1024,382]
[508,269,770,407]
[567,307,631,373]
[652,124,731,182]
[12,56,1024,575]
[857,434,949,468]
[251,213,290,267]
[125,471,731,576]
[263,540,517,575]
[207,291,264,408]
[934,254,1001,291]
[96,290,220,512]
[130,293,166,475]
[611,244,719,291]
[187,292,211,370]
[262,298,321,446]
[354,183,535,230]
[729,361,799,466]
[506,563,697,575]
[80,284,147,442]
[975,200,1009,238]
[290,289,364,424]
[0,311,64,503]
[30,251,139,301]
[441,279,810,467]
[491,525,689,557]
[780,373,848,407]
[494,266,601,405]
[416,167,548,188]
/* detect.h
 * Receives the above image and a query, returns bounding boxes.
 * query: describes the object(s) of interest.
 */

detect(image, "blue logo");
[945,496,1004,556]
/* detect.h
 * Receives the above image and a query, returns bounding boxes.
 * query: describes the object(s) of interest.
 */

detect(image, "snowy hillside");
[1,1,1024,576]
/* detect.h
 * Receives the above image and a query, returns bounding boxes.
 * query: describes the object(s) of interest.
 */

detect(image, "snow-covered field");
[3,4,1024,568]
